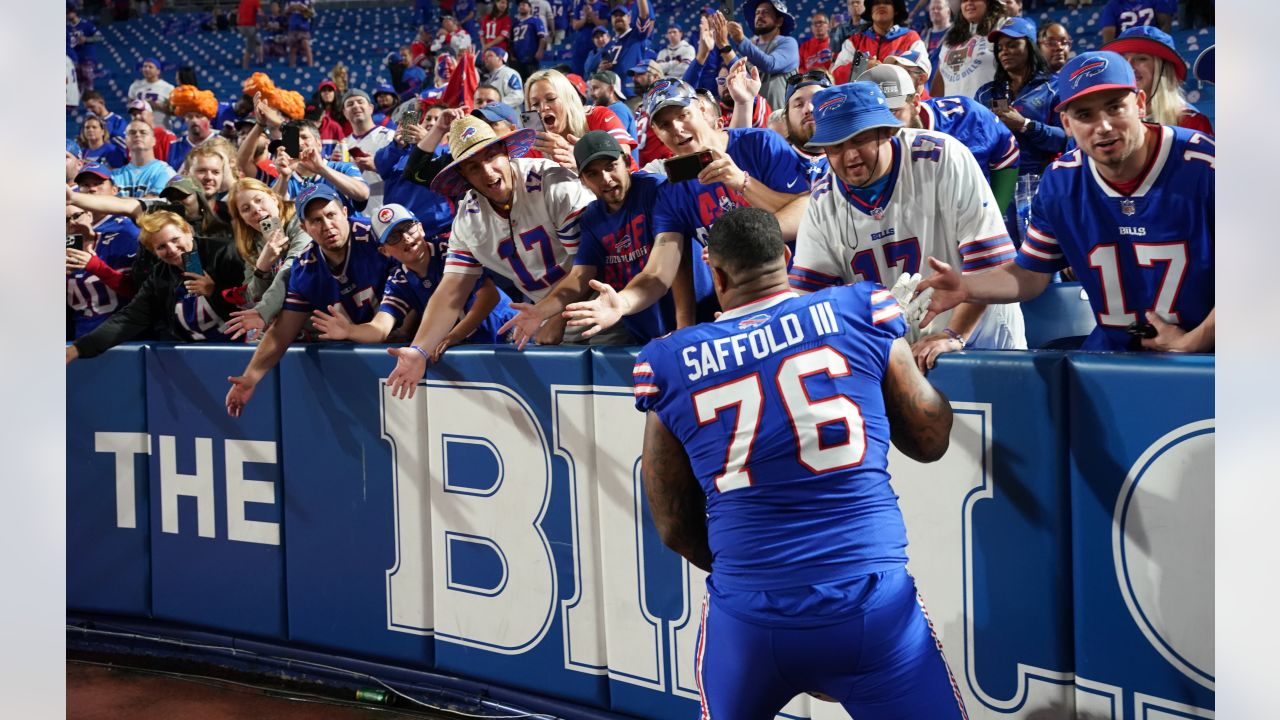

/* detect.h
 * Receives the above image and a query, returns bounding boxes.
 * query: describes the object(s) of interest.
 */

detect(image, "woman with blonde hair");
[222,177,313,340]
[1102,26,1214,136]
[523,68,637,170]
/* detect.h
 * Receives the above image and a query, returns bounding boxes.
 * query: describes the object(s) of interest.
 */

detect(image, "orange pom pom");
[241,72,276,98]
[170,85,218,119]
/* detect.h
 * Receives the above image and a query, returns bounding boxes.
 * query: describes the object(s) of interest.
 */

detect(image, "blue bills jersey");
[67,216,140,337]
[1018,125,1214,351]
[634,285,910,604]
[575,172,675,343]
[921,95,1020,179]
[379,234,515,344]
[653,128,809,316]
[1101,0,1177,32]
[284,219,394,323]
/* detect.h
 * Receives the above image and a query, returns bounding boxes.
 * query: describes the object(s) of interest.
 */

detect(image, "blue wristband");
[409,345,429,361]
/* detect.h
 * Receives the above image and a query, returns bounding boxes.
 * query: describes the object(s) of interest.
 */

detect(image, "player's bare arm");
[564,231,684,336]
[882,337,953,463]
[386,272,478,400]
[226,308,308,417]
[916,257,1051,328]
[642,411,713,572]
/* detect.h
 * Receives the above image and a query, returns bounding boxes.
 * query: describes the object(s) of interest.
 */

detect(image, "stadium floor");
[67,660,459,719]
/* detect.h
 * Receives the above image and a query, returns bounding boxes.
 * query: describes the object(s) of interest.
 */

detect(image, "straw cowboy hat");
[429,115,537,198]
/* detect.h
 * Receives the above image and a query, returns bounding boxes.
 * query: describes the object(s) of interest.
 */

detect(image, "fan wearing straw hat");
[1101,25,1214,136]
[385,116,597,399]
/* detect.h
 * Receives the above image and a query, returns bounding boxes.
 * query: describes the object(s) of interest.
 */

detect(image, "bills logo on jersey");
[377,206,395,223]
[1069,59,1110,88]
[737,313,771,329]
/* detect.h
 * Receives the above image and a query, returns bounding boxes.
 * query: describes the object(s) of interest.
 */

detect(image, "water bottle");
[337,139,350,163]
[1015,174,1040,243]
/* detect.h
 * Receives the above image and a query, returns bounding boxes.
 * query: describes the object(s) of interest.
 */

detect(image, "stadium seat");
[1021,281,1097,349]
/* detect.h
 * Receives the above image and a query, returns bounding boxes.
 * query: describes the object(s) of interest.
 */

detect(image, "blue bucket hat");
[988,16,1038,43]
[641,78,698,120]
[805,82,902,150]
[295,183,342,218]
[1102,25,1187,82]
[1054,51,1138,112]
[741,0,796,38]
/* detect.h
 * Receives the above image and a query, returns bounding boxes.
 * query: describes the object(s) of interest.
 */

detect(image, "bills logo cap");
[1054,51,1137,112]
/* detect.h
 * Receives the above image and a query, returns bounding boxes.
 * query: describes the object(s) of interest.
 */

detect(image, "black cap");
[573,130,625,172]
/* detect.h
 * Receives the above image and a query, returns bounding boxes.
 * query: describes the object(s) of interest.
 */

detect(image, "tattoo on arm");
[883,338,953,463]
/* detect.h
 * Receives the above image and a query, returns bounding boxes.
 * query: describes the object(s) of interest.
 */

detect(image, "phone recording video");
[664,151,714,183]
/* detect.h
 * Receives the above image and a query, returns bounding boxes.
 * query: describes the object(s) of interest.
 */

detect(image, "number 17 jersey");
[633,284,910,599]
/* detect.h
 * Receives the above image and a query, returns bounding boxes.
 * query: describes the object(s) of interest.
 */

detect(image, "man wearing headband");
[917,51,1215,353]
[791,80,1026,371]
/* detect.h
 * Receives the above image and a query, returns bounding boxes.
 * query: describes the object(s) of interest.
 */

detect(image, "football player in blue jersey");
[636,206,961,719]
[564,78,810,334]
[66,211,246,364]
[499,131,675,347]
[309,203,515,354]
[917,52,1214,352]
[226,184,395,416]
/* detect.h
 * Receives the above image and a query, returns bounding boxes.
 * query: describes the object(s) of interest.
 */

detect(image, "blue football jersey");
[921,95,1020,179]
[634,285,910,597]
[1018,125,1214,351]
[67,217,140,337]
[1101,0,1177,32]
[512,16,547,61]
[378,236,515,345]
[653,128,809,316]
[575,172,674,343]
[284,219,394,323]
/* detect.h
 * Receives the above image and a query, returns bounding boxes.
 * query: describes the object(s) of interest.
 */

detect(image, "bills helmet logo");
[737,313,770,329]
[1069,58,1109,88]
[377,207,395,223]
[460,125,478,141]
[817,94,847,114]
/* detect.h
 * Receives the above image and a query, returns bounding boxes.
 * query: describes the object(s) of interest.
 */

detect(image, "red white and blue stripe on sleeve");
[870,288,904,326]
[558,207,586,251]
[633,359,659,410]
[283,291,313,313]
[958,233,1017,274]
[444,249,483,273]
[378,294,413,322]
[1017,222,1067,271]
[788,264,841,293]
[992,134,1020,171]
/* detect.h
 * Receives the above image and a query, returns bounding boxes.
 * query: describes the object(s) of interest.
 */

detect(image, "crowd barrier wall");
[67,344,1214,720]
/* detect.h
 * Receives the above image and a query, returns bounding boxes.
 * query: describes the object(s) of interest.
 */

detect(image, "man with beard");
[916,52,1215,353]
[727,1,800,111]
[167,104,217,171]
[598,1,654,95]
[372,85,400,128]
[798,13,835,72]
[385,116,597,398]
[627,60,662,113]
[781,70,833,189]
[790,81,1026,371]
[341,89,396,211]
[226,184,394,417]
[589,71,637,142]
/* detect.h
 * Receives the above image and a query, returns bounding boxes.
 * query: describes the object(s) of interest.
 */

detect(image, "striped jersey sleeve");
[632,353,661,412]
[867,285,907,336]
[958,233,1017,273]
[991,128,1020,171]
[1015,187,1068,273]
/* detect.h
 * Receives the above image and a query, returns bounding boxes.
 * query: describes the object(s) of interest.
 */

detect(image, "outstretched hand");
[386,346,428,400]
[497,302,547,351]
[913,257,966,329]
[311,303,354,340]
[226,375,256,417]
[563,279,628,338]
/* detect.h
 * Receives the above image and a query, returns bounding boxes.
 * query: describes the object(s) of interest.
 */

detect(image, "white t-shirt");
[443,157,595,303]
[345,125,396,213]
[66,55,80,107]
[127,78,176,128]
[936,34,997,99]
[792,128,1024,349]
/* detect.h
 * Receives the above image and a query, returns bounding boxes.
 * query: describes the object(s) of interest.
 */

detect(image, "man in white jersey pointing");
[789,80,1025,370]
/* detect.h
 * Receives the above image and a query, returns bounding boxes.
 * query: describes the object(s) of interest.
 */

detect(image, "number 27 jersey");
[633,284,910,594]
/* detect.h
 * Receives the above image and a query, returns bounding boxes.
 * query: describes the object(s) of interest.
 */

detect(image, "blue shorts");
[695,568,967,720]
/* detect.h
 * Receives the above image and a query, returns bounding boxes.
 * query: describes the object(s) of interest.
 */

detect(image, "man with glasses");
[790,81,1025,372]
[798,13,834,72]
[1038,22,1073,73]
[308,204,515,350]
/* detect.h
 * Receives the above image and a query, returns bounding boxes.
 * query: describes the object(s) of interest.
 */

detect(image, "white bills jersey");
[791,127,1025,348]
[444,157,595,303]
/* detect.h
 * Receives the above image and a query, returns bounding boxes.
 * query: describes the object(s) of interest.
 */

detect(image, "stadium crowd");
[64,0,1216,408]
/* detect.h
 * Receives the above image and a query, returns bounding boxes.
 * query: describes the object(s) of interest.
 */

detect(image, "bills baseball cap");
[988,16,1037,43]
[295,183,342,217]
[74,163,111,182]
[371,204,418,245]
[373,84,398,98]
[1054,51,1137,112]
[629,60,662,77]
[1102,25,1187,82]
[805,81,902,149]
[611,4,631,15]
[886,50,932,80]
[856,64,914,109]
[642,78,697,120]
[574,130,626,172]
[591,70,627,99]
[592,26,608,36]
[161,175,201,199]
[472,102,520,127]
[127,98,149,112]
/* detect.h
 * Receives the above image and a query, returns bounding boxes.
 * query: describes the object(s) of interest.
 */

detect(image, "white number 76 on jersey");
[692,346,866,493]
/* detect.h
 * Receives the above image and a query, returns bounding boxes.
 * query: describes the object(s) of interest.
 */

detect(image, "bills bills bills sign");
[67,345,1214,719]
